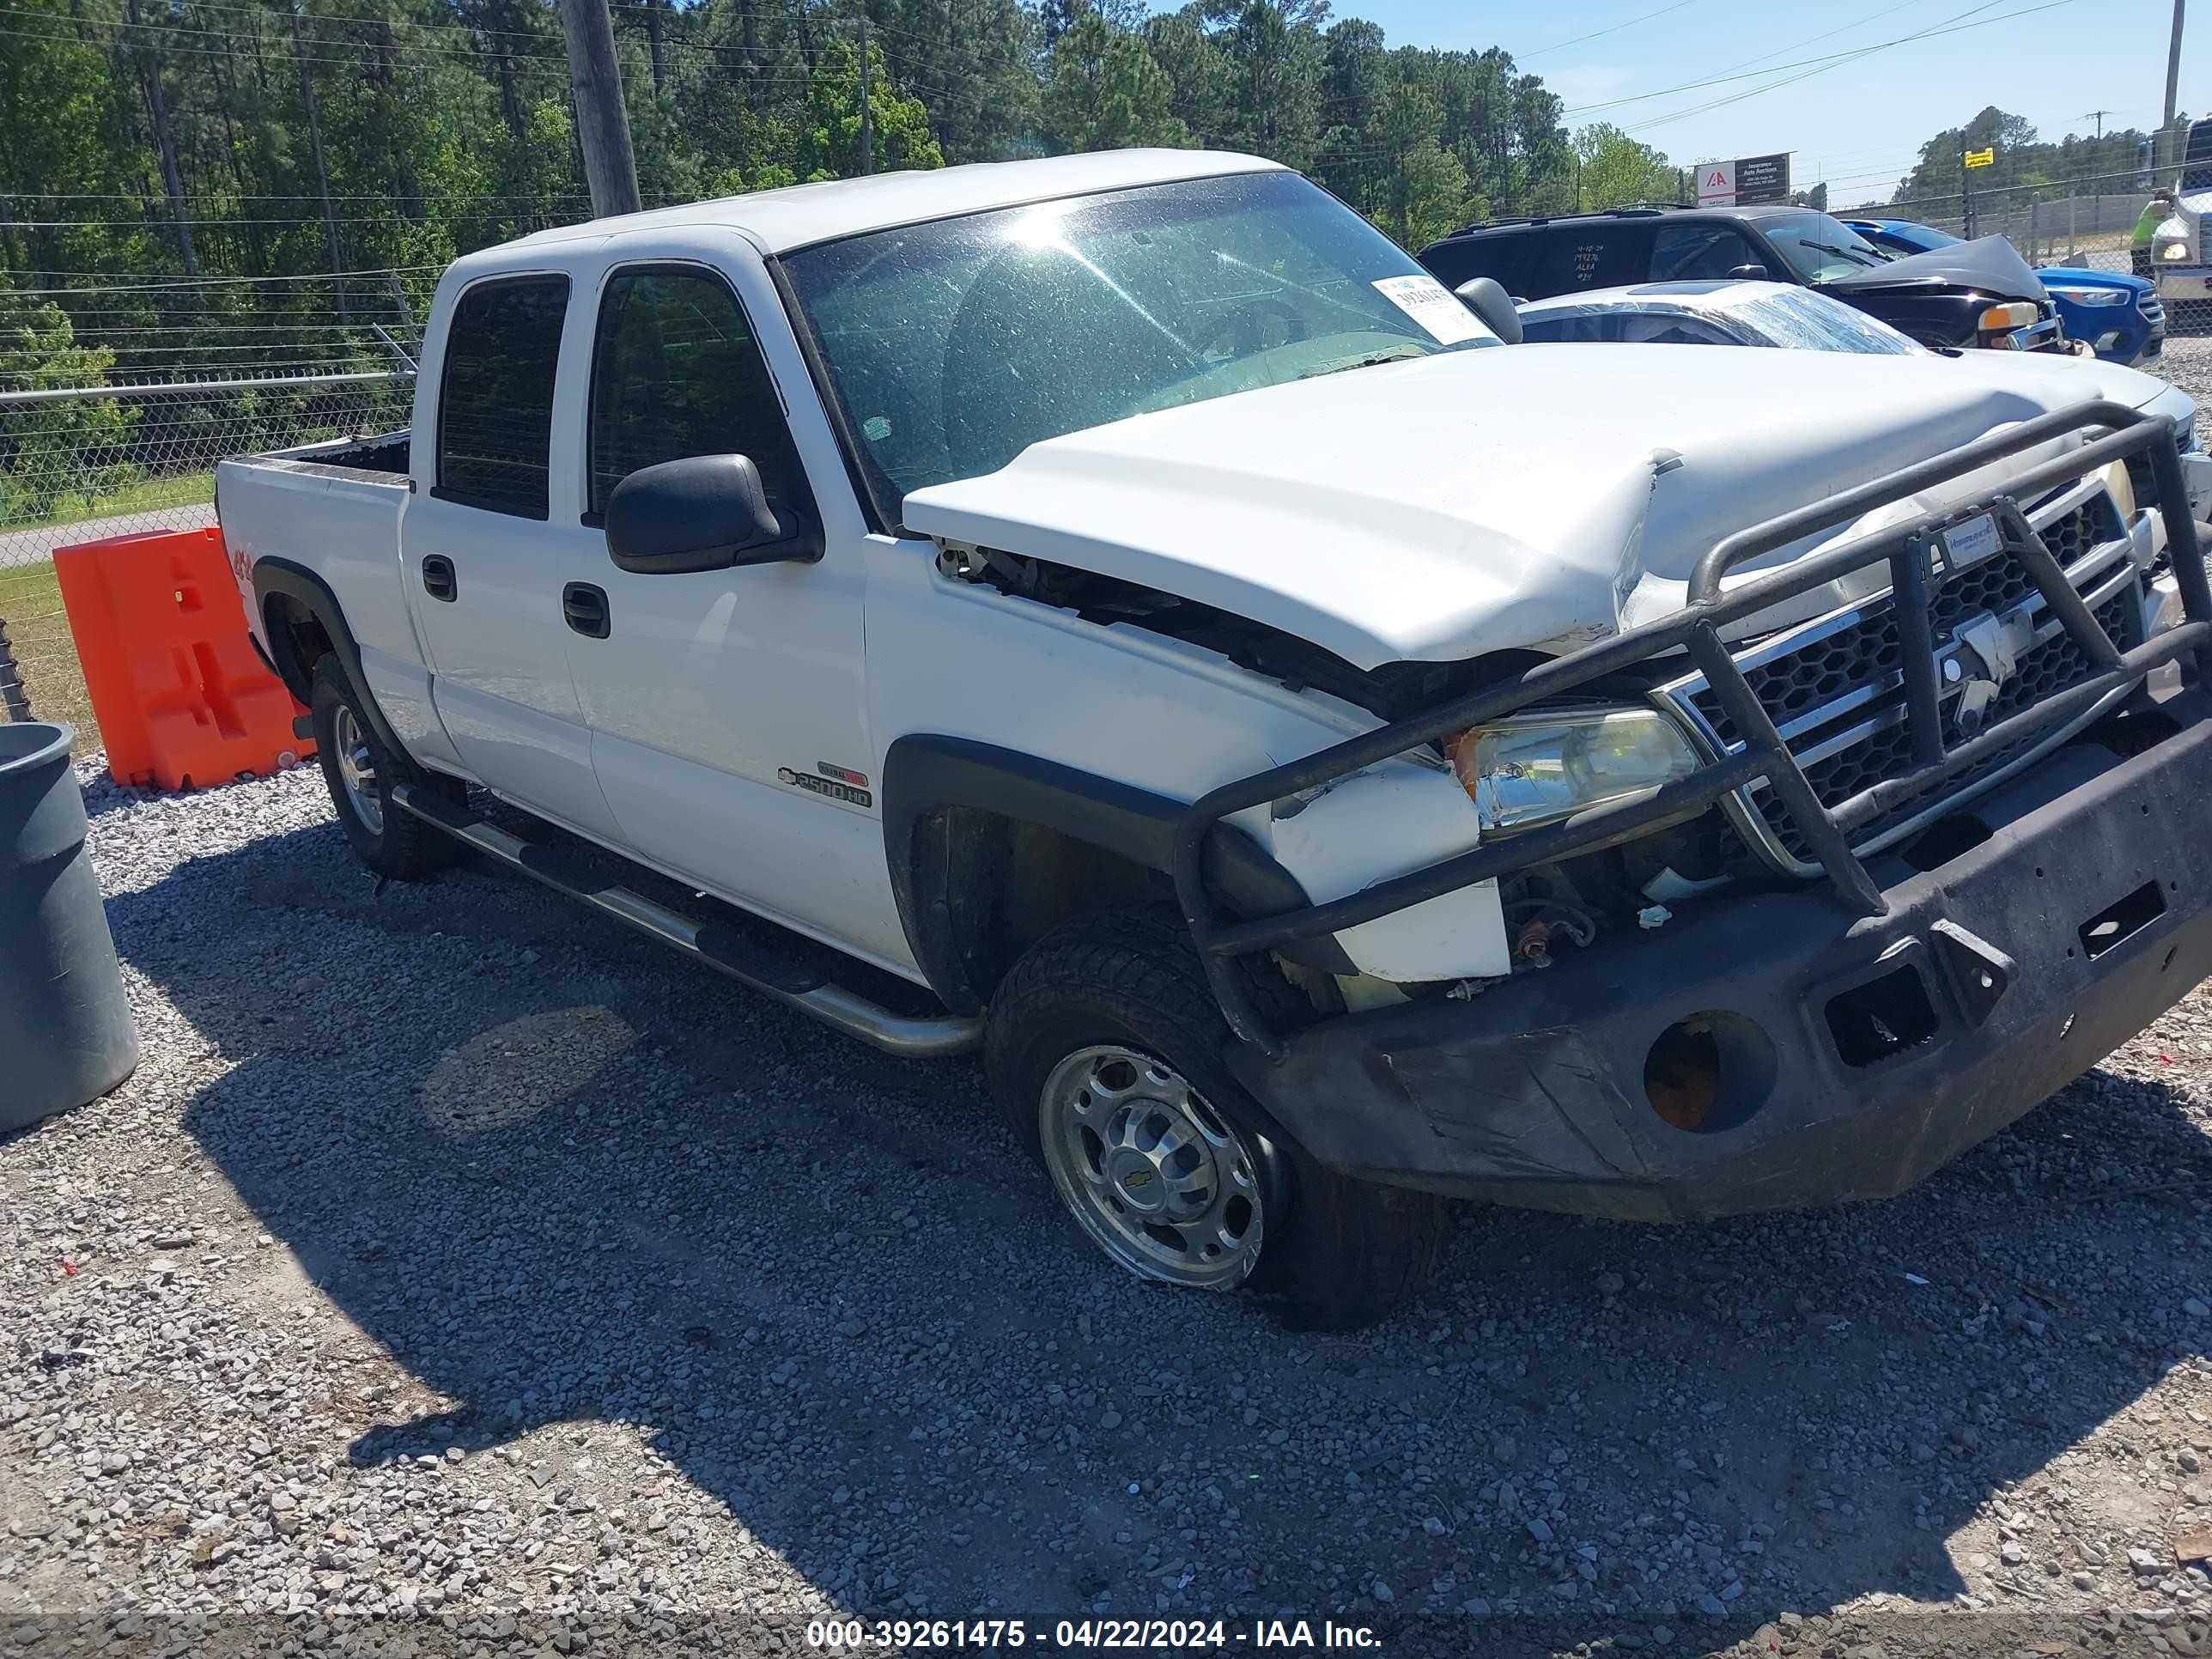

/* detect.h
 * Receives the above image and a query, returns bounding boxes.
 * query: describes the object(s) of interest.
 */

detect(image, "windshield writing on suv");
[781,170,1494,517]
[1759,212,1893,284]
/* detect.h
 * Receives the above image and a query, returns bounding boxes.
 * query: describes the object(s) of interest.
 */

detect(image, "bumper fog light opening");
[1643,1011,1778,1134]
[1824,964,1939,1069]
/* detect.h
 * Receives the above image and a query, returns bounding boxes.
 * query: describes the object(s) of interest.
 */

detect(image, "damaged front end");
[1170,400,2212,1218]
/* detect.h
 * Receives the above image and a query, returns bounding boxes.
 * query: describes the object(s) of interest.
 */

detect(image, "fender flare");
[250,557,407,757]
[879,735,1348,1014]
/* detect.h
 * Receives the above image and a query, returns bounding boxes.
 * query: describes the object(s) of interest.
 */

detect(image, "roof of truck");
[494,149,1284,258]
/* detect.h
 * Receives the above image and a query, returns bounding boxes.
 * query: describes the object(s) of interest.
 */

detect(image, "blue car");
[1844,217,2164,364]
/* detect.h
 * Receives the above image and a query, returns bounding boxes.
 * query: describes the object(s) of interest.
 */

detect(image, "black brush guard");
[1172,400,2212,1057]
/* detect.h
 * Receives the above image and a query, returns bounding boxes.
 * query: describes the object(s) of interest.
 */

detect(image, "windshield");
[1759,212,1894,283]
[1716,286,1926,354]
[781,170,1494,516]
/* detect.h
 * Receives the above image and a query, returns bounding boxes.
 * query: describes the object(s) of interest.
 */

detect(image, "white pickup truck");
[218,149,2212,1329]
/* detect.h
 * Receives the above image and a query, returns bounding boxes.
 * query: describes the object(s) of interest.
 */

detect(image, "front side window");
[436,276,568,518]
[587,267,805,518]
[1758,213,1893,285]
[1649,223,1761,281]
[781,170,1496,515]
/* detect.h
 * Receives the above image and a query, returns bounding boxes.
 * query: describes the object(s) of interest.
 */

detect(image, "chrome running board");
[390,782,981,1059]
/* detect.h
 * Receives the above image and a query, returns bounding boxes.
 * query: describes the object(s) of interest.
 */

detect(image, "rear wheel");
[984,907,1448,1329]
[309,655,463,881]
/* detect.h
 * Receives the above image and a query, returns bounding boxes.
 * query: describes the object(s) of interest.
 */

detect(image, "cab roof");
[484,149,1283,261]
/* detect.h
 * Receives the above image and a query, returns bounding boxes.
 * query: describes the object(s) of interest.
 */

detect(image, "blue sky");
[1329,0,2209,206]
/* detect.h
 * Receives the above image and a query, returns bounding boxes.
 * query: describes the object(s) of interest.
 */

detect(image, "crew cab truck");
[217,149,2212,1330]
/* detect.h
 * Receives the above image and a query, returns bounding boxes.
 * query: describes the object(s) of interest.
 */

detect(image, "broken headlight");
[1448,708,1698,836]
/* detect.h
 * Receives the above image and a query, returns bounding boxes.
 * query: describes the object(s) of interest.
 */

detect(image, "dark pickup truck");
[1419,204,2069,352]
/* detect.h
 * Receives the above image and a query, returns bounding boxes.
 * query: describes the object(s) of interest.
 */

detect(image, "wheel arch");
[252,557,406,757]
[880,736,1347,1016]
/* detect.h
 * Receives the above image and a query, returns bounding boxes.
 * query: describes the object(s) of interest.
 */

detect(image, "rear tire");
[983,906,1448,1330]
[309,655,463,881]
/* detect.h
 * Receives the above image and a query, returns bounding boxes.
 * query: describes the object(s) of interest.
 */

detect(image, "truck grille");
[1658,484,2146,874]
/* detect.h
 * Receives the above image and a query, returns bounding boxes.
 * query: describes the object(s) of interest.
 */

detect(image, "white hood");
[902,342,2103,671]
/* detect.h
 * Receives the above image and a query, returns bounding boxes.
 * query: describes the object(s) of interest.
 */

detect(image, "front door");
[549,256,902,969]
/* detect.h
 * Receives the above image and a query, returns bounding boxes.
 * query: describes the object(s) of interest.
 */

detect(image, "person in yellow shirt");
[2135,188,2178,277]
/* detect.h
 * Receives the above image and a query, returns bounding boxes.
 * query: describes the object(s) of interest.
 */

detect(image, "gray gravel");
[2160,331,2212,409]
[9,752,2212,1659]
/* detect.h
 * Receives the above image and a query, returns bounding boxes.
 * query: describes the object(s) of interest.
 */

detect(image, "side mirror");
[1453,276,1523,345]
[1726,263,1771,281]
[604,453,821,574]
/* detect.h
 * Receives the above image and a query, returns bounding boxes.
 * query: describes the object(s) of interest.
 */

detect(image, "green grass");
[0,558,98,750]
[19,471,216,532]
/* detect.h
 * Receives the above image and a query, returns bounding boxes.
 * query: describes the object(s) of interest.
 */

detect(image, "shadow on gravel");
[108,799,2212,1657]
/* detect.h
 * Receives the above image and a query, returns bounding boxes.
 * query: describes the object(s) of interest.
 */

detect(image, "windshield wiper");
[1294,346,1431,382]
[1802,240,1884,268]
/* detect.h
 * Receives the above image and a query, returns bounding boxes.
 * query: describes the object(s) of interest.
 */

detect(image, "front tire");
[309,655,462,881]
[984,908,1448,1330]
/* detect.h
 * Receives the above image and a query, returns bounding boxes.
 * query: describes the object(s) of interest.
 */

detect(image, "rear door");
[402,271,623,841]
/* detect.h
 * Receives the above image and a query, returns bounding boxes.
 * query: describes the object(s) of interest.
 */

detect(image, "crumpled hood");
[902,342,2103,672]
[1820,234,2049,303]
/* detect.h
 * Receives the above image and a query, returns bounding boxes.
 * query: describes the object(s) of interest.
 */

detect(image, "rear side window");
[586,266,805,518]
[1528,225,1653,295]
[435,276,569,519]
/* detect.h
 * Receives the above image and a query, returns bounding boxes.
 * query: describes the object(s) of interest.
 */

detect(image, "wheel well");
[909,804,1166,1013]
[262,593,334,703]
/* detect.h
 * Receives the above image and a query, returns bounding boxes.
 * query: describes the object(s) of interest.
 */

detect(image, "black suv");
[1417,204,2068,352]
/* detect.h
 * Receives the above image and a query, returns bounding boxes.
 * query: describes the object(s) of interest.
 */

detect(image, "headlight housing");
[2160,238,2193,262]
[1448,708,1699,836]
[2045,284,2130,307]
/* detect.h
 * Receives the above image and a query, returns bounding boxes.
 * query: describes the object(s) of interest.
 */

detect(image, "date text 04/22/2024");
[804,1619,1384,1650]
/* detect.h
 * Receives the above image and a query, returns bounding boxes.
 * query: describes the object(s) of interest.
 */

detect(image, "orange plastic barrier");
[52,526,312,791]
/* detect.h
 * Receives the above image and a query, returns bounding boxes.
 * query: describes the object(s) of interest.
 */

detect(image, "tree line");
[0,0,1613,359]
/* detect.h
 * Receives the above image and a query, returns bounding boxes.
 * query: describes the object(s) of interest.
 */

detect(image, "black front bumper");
[1233,692,2212,1223]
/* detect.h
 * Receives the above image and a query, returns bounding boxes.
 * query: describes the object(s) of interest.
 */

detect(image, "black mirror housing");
[605,453,821,574]
[1726,263,1771,281]
[1453,276,1523,345]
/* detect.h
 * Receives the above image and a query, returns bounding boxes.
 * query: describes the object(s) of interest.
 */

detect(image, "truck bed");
[235,428,411,479]
[217,426,430,762]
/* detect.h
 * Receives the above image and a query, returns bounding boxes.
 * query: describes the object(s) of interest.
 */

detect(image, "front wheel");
[983,908,1449,1329]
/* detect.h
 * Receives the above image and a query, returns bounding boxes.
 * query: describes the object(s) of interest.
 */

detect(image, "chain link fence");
[0,369,414,748]
[1847,164,2161,276]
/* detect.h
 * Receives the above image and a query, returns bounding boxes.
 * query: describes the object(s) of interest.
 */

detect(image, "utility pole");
[2081,108,2112,141]
[858,13,875,175]
[2165,0,2186,174]
[556,0,641,218]
[292,0,347,318]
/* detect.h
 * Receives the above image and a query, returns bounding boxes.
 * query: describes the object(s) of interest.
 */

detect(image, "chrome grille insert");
[1656,482,2146,875]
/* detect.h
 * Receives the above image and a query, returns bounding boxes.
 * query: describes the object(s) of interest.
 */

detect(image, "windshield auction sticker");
[1372,273,1488,344]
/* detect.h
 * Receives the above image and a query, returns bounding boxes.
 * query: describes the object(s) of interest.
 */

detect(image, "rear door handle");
[562,582,610,639]
[421,555,457,603]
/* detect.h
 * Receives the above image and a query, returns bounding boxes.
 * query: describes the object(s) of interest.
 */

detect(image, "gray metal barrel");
[2,723,137,1131]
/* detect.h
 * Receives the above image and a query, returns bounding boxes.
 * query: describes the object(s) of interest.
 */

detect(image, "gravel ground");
[10,735,2212,1659]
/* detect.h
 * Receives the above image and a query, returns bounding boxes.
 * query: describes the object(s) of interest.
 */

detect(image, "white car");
[1516,279,2212,526]
[216,151,2212,1328]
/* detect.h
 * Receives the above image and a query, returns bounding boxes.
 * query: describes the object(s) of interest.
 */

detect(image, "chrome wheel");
[1037,1044,1266,1290]
[331,703,383,836]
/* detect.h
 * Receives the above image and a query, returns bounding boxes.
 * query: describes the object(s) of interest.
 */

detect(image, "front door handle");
[421,555,457,603]
[562,582,611,639]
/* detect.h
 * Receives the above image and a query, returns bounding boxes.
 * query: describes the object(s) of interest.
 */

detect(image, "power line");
[1519,0,1698,60]
[1567,0,2029,115]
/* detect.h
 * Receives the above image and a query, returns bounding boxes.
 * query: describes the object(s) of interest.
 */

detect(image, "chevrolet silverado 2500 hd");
[216,149,2212,1330]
